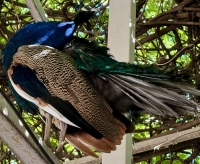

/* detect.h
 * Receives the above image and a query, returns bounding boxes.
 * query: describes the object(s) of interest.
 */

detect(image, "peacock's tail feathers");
[65,37,200,118]
[104,74,200,117]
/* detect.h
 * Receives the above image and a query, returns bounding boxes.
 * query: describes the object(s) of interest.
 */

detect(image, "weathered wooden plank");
[0,90,61,164]
[133,126,200,155]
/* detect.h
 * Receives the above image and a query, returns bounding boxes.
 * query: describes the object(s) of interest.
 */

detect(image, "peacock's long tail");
[65,37,200,120]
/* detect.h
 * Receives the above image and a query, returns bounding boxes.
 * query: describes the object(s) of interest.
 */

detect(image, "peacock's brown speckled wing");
[12,44,120,141]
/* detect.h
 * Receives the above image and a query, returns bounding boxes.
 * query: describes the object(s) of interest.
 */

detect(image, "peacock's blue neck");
[2,21,77,70]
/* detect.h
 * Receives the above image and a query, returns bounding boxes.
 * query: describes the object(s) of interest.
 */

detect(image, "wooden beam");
[133,137,200,162]
[133,126,200,155]
[0,90,61,164]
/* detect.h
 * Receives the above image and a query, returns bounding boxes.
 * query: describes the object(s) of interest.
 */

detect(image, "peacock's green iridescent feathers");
[69,38,173,78]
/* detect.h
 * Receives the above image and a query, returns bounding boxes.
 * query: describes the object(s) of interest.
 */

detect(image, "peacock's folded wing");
[9,63,104,138]
[8,44,123,141]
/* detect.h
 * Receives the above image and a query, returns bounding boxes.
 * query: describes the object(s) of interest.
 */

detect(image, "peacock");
[2,11,200,157]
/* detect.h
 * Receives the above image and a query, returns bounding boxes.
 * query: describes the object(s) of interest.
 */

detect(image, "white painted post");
[107,0,136,63]
[102,0,136,164]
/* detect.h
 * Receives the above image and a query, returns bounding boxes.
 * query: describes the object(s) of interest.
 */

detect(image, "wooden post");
[102,0,136,164]
[107,0,136,63]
